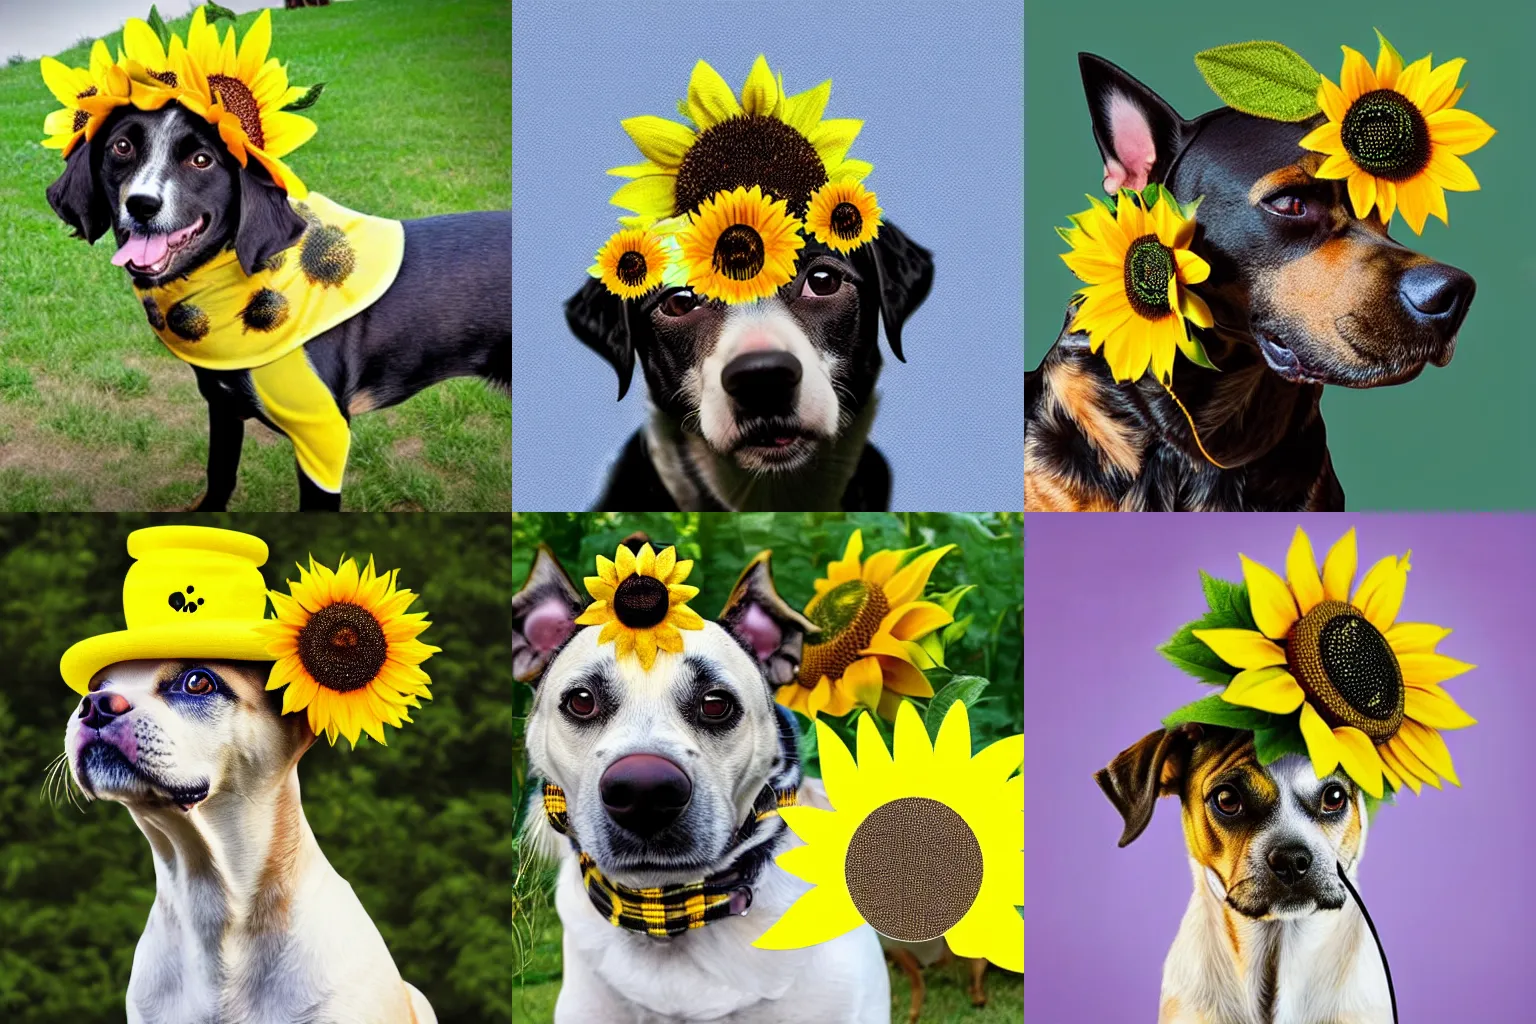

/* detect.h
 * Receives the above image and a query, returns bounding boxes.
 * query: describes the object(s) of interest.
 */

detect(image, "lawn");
[0,0,510,510]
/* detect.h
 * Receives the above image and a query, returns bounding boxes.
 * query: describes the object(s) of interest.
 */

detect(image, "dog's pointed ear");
[718,551,819,687]
[1095,724,1202,847]
[46,142,111,243]
[565,278,635,400]
[512,545,587,685]
[866,220,933,363]
[1079,52,1186,194]
[235,163,307,276]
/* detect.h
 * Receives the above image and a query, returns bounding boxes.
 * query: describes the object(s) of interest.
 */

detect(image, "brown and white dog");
[65,659,433,1024]
[1097,725,1390,1024]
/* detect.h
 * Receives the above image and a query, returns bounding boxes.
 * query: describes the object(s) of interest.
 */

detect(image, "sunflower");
[119,17,188,96]
[1300,35,1495,235]
[575,543,705,670]
[40,41,134,157]
[805,180,882,253]
[1195,526,1476,798]
[608,55,873,226]
[1060,188,1215,384]
[677,185,806,305]
[781,530,957,720]
[754,701,1023,973]
[591,227,669,299]
[259,555,439,747]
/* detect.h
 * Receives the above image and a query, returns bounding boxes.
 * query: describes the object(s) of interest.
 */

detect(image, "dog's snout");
[599,754,692,837]
[78,691,132,730]
[1399,264,1474,328]
[1265,844,1313,885]
[125,193,163,222]
[722,350,802,415]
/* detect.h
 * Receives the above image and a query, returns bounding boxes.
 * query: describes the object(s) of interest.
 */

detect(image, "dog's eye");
[802,268,844,297]
[181,670,215,696]
[1211,785,1243,817]
[562,688,598,720]
[189,152,213,169]
[1320,783,1347,813]
[659,289,699,317]
[110,137,133,158]
[1261,193,1308,218]
[699,690,735,721]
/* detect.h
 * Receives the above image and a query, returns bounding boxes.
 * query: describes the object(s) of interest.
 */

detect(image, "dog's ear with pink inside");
[1094,723,1206,847]
[512,545,585,685]
[1079,53,1186,194]
[718,551,820,687]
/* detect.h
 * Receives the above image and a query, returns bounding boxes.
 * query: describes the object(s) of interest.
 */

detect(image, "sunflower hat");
[1159,525,1475,802]
[574,542,706,670]
[587,56,884,306]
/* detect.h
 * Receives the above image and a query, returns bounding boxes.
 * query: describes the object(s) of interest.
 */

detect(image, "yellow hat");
[60,526,275,693]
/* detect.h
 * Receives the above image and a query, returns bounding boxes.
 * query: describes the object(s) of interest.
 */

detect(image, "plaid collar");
[542,705,802,939]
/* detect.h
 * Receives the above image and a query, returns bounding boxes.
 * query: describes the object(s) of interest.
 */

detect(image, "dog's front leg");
[195,401,245,511]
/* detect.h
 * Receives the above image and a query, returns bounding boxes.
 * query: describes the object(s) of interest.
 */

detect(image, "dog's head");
[1097,725,1366,920]
[566,226,932,474]
[514,541,816,888]
[1080,53,1474,388]
[46,102,307,287]
[64,659,312,812]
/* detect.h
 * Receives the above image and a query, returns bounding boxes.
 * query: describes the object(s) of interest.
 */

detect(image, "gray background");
[0,0,275,61]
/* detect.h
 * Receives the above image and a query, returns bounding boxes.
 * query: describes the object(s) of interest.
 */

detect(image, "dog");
[1096,724,1391,1024]
[46,101,510,511]
[513,543,890,1022]
[565,226,933,512]
[64,659,434,1023]
[1025,54,1475,511]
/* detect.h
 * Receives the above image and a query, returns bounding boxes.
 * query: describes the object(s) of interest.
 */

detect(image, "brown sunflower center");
[72,109,89,132]
[616,249,649,287]
[149,69,179,88]
[208,73,265,149]
[76,86,98,100]
[845,797,983,941]
[797,579,889,687]
[296,602,388,693]
[1286,599,1404,740]
[674,114,828,219]
[1124,234,1175,319]
[712,224,766,281]
[830,201,863,240]
[1340,88,1429,181]
[613,574,670,629]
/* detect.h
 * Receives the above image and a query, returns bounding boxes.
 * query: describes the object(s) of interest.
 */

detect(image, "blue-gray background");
[511,0,1023,511]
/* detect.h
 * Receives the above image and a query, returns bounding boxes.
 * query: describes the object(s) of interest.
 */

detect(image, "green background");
[0,513,512,1024]
[1026,0,1535,508]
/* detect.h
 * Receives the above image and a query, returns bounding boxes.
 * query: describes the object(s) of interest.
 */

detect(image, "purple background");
[1025,513,1536,1022]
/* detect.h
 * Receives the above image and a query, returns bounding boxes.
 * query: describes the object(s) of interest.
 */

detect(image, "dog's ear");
[1079,52,1186,194]
[718,551,819,687]
[1095,724,1203,847]
[512,545,587,685]
[565,278,636,400]
[46,141,111,243]
[235,163,307,276]
[866,220,934,363]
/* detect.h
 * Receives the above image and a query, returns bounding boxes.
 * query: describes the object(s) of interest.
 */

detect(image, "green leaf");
[1156,572,1254,684]
[204,2,239,23]
[941,612,973,648]
[930,584,975,618]
[282,82,327,112]
[925,675,990,738]
[1056,224,1077,244]
[1194,41,1322,121]
[1162,694,1274,731]
[146,5,171,49]
[918,631,947,670]
[1251,721,1309,765]
[1201,571,1257,632]
[1178,331,1218,370]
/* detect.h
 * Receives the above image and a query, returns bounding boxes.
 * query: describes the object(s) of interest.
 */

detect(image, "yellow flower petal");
[1352,552,1410,633]
[882,545,955,608]
[740,55,779,116]
[1385,622,1451,655]
[1191,629,1287,670]
[1403,684,1477,731]
[621,116,695,169]
[1284,527,1325,615]
[1222,667,1305,714]
[1298,702,1342,779]
[686,59,743,128]
[1399,652,1476,688]
[1240,554,1300,639]
[1321,528,1357,603]
[1396,719,1459,786]
[1331,726,1384,798]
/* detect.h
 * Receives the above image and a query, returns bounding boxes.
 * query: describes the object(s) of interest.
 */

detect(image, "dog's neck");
[646,395,879,512]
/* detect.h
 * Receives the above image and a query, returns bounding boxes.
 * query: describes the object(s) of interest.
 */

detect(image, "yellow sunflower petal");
[621,116,695,169]
[1403,684,1477,731]
[1397,719,1460,786]
[874,656,933,698]
[1240,554,1300,639]
[1427,108,1496,155]
[882,545,955,608]
[1385,734,1443,790]
[1222,667,1306,714]
[1191,629,1287,670]
[752,880,866,950]
[1399,652,1476,688]
[1331,726,1384,798]
[686,59,743,128]
[636,543,656,577]
[740,55,779,116]
[1378,741,1423,794]
[654,546,677,582]
[1298,702,1343,778]
[1321,528,1357,603]
[1283,527,1326,615]
[1352,552,1410,633]
[814,716,858,808]
[1339,46,1377,102]
[1385,622,1452,655]
[855,712,893,773]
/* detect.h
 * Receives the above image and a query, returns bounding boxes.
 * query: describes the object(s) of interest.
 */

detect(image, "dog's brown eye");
[660,289,699,317]
[182,671,214,695]
[189,152,213,169]
[563,688,598,719]
[802,268,843,297]
[1262,193,1308,218]
[1321,783,1347,813]
[111,137,133,158]
[1212,786,1243,817]
[699,690,735,721]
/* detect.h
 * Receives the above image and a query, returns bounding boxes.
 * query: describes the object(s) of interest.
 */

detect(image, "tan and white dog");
[513,544,890,1023]
[65,658,434,1024]
[1097,724,1391,1024]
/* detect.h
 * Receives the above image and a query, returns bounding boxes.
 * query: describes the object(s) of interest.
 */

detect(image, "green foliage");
[1157,571,1253,684]
[146,6,171,48]
[0,514,512,1024]
[1194,40,1323,121]
[1162,693,1276,731]
[283,82,326,112]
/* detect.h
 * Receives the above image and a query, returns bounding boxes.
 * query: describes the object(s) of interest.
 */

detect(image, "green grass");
[0,0,510,509]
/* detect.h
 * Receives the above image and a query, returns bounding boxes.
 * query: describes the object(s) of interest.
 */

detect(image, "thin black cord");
[1337,861,1398,1024]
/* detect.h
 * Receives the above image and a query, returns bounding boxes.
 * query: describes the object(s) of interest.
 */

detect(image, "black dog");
[47,103,510,511]
[1024,54,1474,511]
[565,225,933,511]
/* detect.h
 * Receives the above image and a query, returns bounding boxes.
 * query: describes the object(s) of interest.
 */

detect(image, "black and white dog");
[46,103,510,511]
[566,227,933,512]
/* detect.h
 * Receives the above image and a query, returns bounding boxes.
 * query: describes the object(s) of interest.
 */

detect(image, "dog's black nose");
[1266,844,1313,885]
[125,193,162,222]
[1399,264,1474,328]
[722,350,802,415]
[78,691,132,730]
[599,754,693,837]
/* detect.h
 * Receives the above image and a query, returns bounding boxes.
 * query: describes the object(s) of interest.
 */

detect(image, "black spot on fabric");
[241,287,291,333]
[167,301,210,341]
[300,223,356,287]
[143,297,165,330]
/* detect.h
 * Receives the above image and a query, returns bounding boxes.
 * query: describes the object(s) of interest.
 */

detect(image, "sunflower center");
[1286,599,1404,740]
[1340,89,1430,181]
[797,580,889,687]
[616,249,649,287]
[296,602,389,693]
[830,202,863,240]
[613,574,671,629]
[208,73,265,150]
[712,224,766,281]
[845,797,983,941]
[148,69,179,88]
[72,109,89,132]
[1124,234,1175,319]
[674,115,828,219]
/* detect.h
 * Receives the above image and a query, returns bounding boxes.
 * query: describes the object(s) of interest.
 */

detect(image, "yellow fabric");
[250,347,350,493]
[59,526,273,693]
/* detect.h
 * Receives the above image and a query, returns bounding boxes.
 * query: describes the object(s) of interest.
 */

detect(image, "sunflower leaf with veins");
[1158,574,1256,684]
[1163,693,1278,732]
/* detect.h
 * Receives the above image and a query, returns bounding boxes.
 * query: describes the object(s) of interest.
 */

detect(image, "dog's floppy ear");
[235,163,307,276]
[512,545,587,685]
[866,220,934,363]
[718,551,819,687]
[565,278,636,400]
[1080,52,1186,194]
[46,142,111,243]
[1095,724,1202,847]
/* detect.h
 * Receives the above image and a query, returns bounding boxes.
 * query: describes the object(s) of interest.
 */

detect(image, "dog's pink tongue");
[112,232,169,268]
